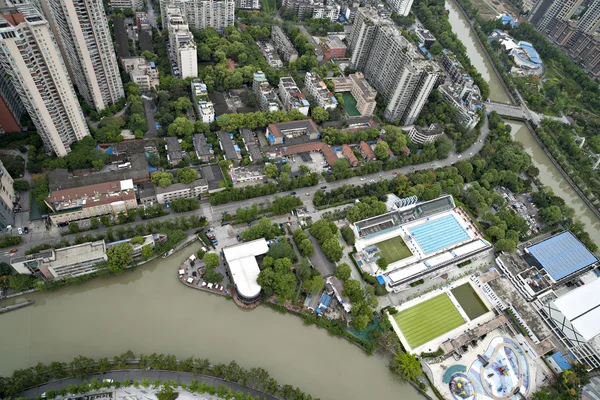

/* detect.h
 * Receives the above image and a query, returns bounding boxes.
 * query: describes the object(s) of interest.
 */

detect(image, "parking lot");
[288,151,327,174]
[496,187,544,235]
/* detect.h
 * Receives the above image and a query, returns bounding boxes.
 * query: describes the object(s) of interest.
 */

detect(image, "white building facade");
[0,6,90,156]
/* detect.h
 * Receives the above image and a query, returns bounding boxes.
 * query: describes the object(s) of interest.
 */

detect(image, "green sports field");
[376,236,413,263]
[394,294,464,349]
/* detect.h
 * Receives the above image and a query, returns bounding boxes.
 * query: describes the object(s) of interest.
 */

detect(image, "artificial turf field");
[394,294,464,349]
[376,235,413,263]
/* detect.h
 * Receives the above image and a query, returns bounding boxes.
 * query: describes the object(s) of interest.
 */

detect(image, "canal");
[0,243,421,400]
[446,0,600,243]
[445,0,512,104]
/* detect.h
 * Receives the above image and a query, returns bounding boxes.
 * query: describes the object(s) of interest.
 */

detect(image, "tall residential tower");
[37,0,124,111]
[0,6,90,156]
[349,8,440,124]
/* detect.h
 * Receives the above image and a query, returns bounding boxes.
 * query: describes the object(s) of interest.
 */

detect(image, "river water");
[0,242,420,400]
[1,3,599,399]
[445,0,512,104]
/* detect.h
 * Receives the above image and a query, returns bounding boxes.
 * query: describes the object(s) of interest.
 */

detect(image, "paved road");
[144,98,157,137]
[21,369,278,400]
[2,115,493,263]
[487,101,570,125]
[146,0,158,27]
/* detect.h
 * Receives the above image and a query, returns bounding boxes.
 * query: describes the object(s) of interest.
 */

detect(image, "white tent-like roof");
[224,239,269,299]
[554,278,600,341]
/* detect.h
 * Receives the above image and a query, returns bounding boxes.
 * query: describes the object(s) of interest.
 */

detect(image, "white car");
[469,152,473,156]
[457,155,462,159]
[360,178,366,181]
[17,227,22,235]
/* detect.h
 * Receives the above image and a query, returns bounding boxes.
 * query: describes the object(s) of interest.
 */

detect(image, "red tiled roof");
[282,142,338,167]
[360,141,375,160]
[378,138,395,157]
[342,144,358,166]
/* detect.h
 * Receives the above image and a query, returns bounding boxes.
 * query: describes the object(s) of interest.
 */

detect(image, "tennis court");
[341,92,360,116]
[394,294,464,349]
[376,235,412,263]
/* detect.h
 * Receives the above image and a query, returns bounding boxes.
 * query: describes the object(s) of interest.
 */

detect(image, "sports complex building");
[351,195,493,289]
[495,231,599,301]
[223,239,269,304]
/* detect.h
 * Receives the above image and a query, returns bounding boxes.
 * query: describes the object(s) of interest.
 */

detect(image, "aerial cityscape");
[0,0,600,398]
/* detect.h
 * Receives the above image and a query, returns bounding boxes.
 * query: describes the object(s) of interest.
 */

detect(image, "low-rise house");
[46,179,138,226]
[266,119,319,145]
[278,77,310,116]
[121,57,159,91]
[165,137,186,166]
[138,182,157,204]
[155,178,208,204]
[321,36,346,60]
[193,133,214,162]
[241,129,262,162]
[305,72,337,110]
[342,144,358,167]
[407,124,444,144]
[11,241,108,280]
[217,131,242,162]
[359,141,375,161]
[230,165,265,184]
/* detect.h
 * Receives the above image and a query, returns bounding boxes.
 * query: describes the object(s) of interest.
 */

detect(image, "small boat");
[162,249,175,258]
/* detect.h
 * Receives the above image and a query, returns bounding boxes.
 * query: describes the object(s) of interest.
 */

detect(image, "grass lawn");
[394,294,464,349]
[341,92,360,116]
[376,235,412,263]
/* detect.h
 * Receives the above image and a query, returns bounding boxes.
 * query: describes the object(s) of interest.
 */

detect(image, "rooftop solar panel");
[527,231,597,281]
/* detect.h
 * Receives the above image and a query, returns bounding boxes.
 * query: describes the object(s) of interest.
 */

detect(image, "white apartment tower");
[0,6,90,156]
[167,6,197,78]
[37,0,124,111]
[160,0,234,31]
[538,0,583,32]
[350,10,439,124]
[387,0,414,16]
[234,0,259,9]
[347,7,383,71]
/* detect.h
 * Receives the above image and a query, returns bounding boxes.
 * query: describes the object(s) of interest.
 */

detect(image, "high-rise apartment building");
[535,0,582,32]
[160,0,234,31]
[109,0,145,10]
[578,0,600,33]
[0,160,15,229]
[349,9,439,124]
[0,6,90,156]
[387,0,414,16]
[0,64,25,132]
[167,6,197,78]
[347,7,388,71]
[35,0,124,111]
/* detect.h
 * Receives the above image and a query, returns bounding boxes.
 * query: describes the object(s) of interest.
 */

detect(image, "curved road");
[21,369,279,400]
[1,116,490,264]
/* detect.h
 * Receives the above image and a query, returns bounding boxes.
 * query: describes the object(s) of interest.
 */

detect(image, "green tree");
[342,279,364,302]
[376,257,389,271]
[131,236,144,245]
[303,275,324,294]
[310,106,329,123]
[391,352,422,382]
[321,237,343,263]
[374,141,390,160]
[335,263,351,281]
[8,274,35,291]
[142,245,154,259]
[340,226,355,245]
[12,179,29,192]
[495,238,517,253]
[541,205,563,226]
[435,135,453,159]
[429,41,443,56]
[167,117,194,137]
[177,167,198,184]
[106,242,133,274]
[151,172,173,188]
[264,164,279,178]
[351,314,371,331]
[0,261,12,276]
[203,252,220,269]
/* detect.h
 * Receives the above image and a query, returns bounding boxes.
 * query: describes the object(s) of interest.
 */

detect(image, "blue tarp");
[233,144,241,151]
[376,276,385,285]
[155,123,161,130]
[551,353,572,371]
[107,147,113,155]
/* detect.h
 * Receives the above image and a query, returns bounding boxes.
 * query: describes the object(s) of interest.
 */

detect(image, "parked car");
[290,191,296,195]
[360,178,366,181]
[9,248,17,253]
[23,227,28,234]
[320,186,327,189]
[17,227,22,235]
[305,193,310,196]
[392,171,398,175]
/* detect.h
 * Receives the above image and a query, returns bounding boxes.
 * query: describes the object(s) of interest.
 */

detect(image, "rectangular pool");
[451,283,489,320]
[409,214,469,254]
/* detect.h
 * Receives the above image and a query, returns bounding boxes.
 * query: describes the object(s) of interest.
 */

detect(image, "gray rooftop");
[193,133,211,156]
[200,164,225,191]
[48,153,149,192]
[165,137,181,152]
[154,178,208,194]
[138,182,156,200]
[218,131,241,161]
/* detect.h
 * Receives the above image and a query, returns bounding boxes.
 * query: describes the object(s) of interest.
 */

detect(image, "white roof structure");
[223,239,269,299]
[554,278,600,341]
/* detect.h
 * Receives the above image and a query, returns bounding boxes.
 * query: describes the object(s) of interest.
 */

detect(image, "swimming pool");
[409,215,469,254]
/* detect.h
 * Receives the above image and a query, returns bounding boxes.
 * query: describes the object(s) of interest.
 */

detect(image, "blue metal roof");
[550,352,572,371]
[527,231,597,281]
[377,275,385,285]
